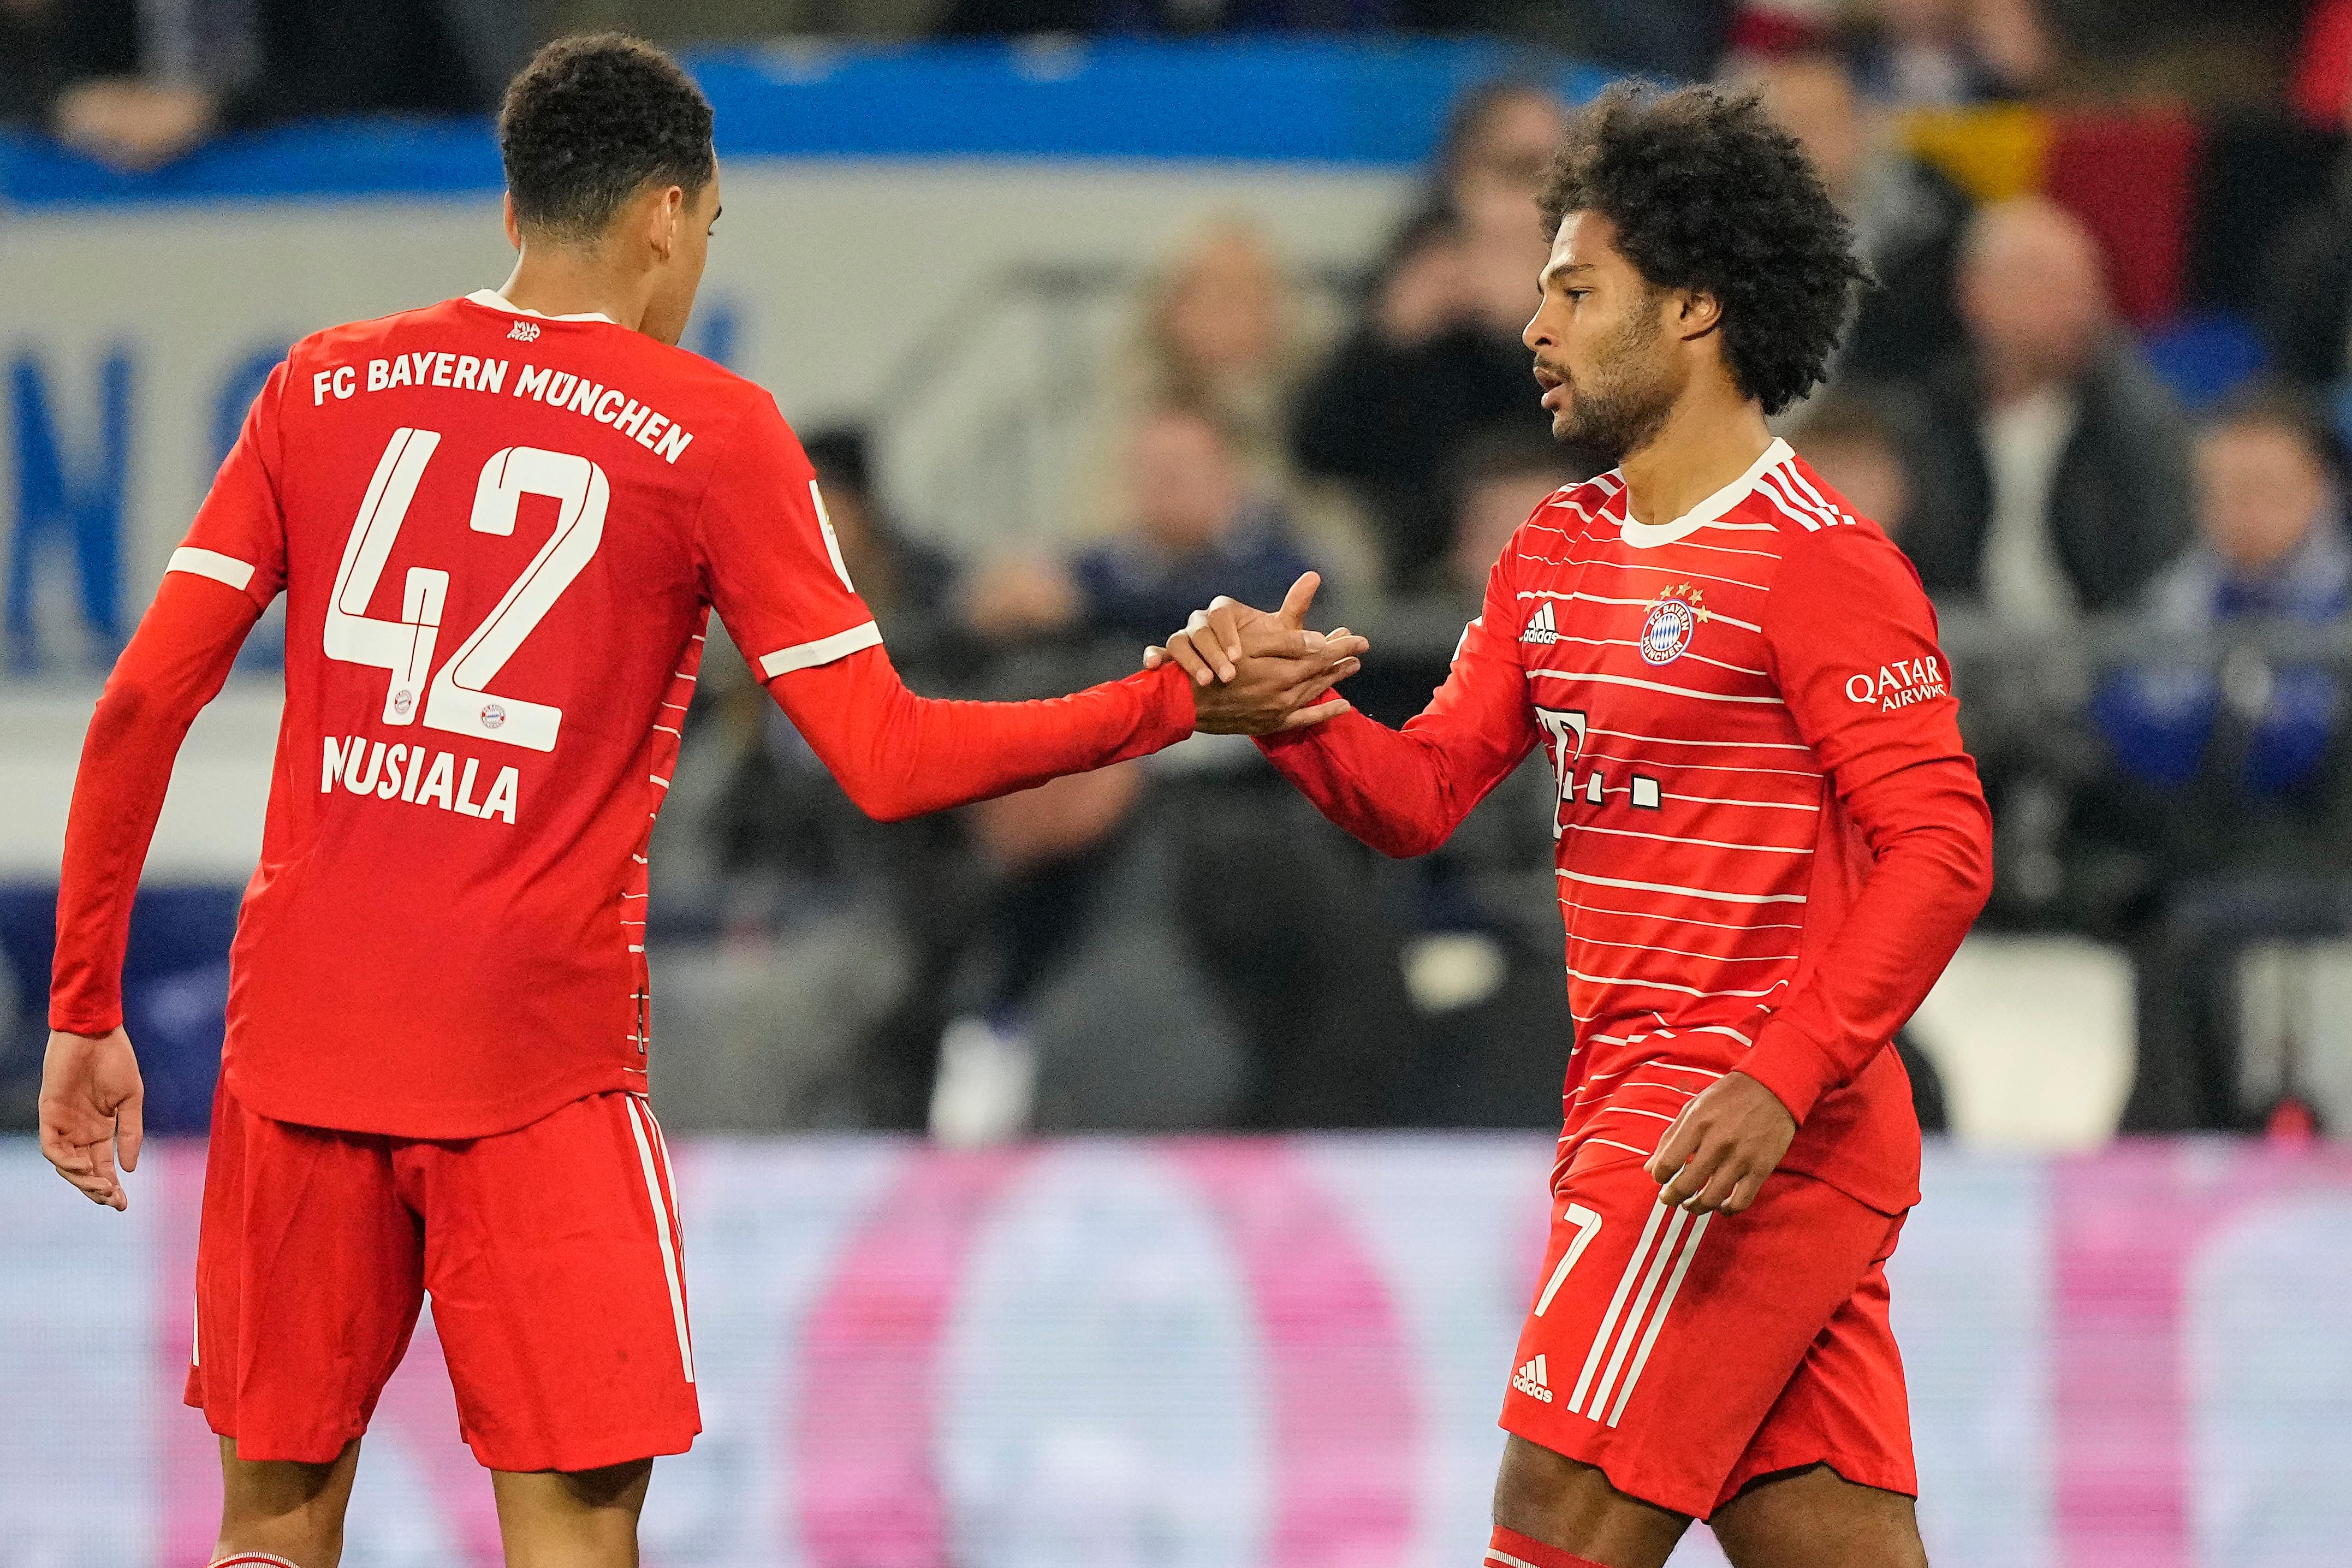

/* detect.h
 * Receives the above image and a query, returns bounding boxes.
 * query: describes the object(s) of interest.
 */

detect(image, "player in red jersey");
[1151,84,1993,1567]
[35,35,1361,1566]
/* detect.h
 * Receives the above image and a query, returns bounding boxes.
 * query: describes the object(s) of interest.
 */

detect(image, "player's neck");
[1617,390,1774,528]
[495,251,653,334]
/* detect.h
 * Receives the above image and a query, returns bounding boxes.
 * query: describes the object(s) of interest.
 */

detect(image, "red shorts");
[186,1084,700,1472]
[1499,1157,1914,1519]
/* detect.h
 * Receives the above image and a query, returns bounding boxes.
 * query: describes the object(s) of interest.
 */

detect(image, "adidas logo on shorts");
[1521,603,1559,645]
[1512,1353,1554,1403]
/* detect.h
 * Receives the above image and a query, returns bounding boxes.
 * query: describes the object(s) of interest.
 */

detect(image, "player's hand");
[1645,1071,1795,1216]
[39,1027,145,1211]
[1142,573,1368,735]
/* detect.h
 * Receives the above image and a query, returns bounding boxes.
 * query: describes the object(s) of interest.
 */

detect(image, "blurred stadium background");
[5,1,2352,1563]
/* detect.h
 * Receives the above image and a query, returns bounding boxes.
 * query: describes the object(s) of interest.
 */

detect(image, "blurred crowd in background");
[6,1,2352,1144]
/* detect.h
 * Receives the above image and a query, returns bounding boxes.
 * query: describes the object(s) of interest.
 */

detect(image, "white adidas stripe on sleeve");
[167,547,256,592]
[757,620,883,679]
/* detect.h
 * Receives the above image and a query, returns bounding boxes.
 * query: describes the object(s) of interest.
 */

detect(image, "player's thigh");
[1709,1463,1927,1568]
[192,1086,425,1465]
[409,1090,700,1474]
[1709,1230,1918,1519]
[1496,1160,1891,1521]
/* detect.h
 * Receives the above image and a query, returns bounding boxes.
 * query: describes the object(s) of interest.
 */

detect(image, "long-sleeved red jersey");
[1260,439,1993,1213]
[50,292,1194,1138]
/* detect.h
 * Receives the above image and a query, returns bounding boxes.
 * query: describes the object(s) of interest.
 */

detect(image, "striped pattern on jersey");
[1510,443,1849,1170]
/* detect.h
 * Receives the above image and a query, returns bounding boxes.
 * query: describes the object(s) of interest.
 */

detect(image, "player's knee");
[216,1440,357,1566]
[1492,1437,1688,1568]
[1493,1434,1570,1535]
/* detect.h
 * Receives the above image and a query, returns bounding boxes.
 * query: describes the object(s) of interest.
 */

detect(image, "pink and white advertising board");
[4,1137,2348,1566]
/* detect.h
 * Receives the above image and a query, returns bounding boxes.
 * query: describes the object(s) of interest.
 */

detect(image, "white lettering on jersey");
[323,735,518,824]
[506,362,696,463]
[1843,656,1950,712]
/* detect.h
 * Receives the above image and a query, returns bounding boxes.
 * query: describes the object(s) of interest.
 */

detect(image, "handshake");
[1143,571,1372,737]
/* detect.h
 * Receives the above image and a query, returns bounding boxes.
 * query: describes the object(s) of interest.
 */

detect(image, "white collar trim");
[465,288,615,325]
[1618,438,1794,549]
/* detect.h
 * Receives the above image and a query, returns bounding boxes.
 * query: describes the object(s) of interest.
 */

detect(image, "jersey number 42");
[323,427,607,753]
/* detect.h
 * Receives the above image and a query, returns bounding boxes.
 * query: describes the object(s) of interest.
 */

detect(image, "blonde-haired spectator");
[1068,216,1375,596]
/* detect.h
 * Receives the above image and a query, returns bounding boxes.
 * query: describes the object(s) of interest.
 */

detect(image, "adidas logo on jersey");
[1512,1354,1554,1403]
[1521,603,1559,645]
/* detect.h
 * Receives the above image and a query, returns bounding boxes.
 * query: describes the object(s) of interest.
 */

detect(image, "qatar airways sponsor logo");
[320,734,520,824]
[1845,655,1950,713]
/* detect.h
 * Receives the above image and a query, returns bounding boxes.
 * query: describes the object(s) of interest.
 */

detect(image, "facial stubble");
[1552,294,1678,474]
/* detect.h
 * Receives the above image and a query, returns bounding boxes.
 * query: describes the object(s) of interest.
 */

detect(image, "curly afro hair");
[1539,81,1867,417]
[498,35,715,243]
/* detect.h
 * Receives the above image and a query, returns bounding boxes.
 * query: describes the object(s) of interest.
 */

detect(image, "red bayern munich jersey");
[1262,438,1989,1214]
[162,292,886,1138]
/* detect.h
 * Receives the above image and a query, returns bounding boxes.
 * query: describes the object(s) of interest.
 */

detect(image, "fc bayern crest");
[1638,584,1708,666]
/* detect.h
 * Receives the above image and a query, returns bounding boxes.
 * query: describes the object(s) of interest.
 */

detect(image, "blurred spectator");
[1729,45,1973,384]
[1444,429,1582,606]
[973,403,1320,648]
[1843,0,2051,108]
[1129,221,1300,481]
[1792,390,1916,537]
[2068,391,2352,1133]
[25,0,519,170]
[1896,197,2195,623]
[1292,80,1565,592]
[2092,392,2351,813]
[1068,219,1374,585]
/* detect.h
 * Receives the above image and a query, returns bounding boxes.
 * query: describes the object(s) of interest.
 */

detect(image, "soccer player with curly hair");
[1155,82,1994,1567]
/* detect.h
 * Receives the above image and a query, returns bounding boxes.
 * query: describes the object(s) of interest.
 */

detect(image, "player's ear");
[1676,289,1724,341]
[502,193,521,252]
[649,185,682,262]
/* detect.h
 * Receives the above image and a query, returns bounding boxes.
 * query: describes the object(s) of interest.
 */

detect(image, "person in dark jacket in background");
[2088,390,2352,863]
[1730,44,1973,387]
[1289,80,1566,591]
[1895,196,2195,620]
[969,403,1322,649]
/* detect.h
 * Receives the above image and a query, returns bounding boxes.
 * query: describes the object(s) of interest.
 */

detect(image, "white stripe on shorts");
[624,1096,696,1384]
[1607,1211,1712,1427]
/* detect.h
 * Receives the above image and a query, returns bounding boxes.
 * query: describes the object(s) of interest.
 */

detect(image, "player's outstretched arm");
[1146,568,1539,859]
[700,408,1363,819]
[764,598,1364,822]
[45,571,262,1210]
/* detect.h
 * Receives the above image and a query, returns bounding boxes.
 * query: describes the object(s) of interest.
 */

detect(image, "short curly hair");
[498,35,715,243]
[1539,81,1867,416]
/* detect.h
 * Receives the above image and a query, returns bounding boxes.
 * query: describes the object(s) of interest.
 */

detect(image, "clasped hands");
[1144,572,1368,735]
